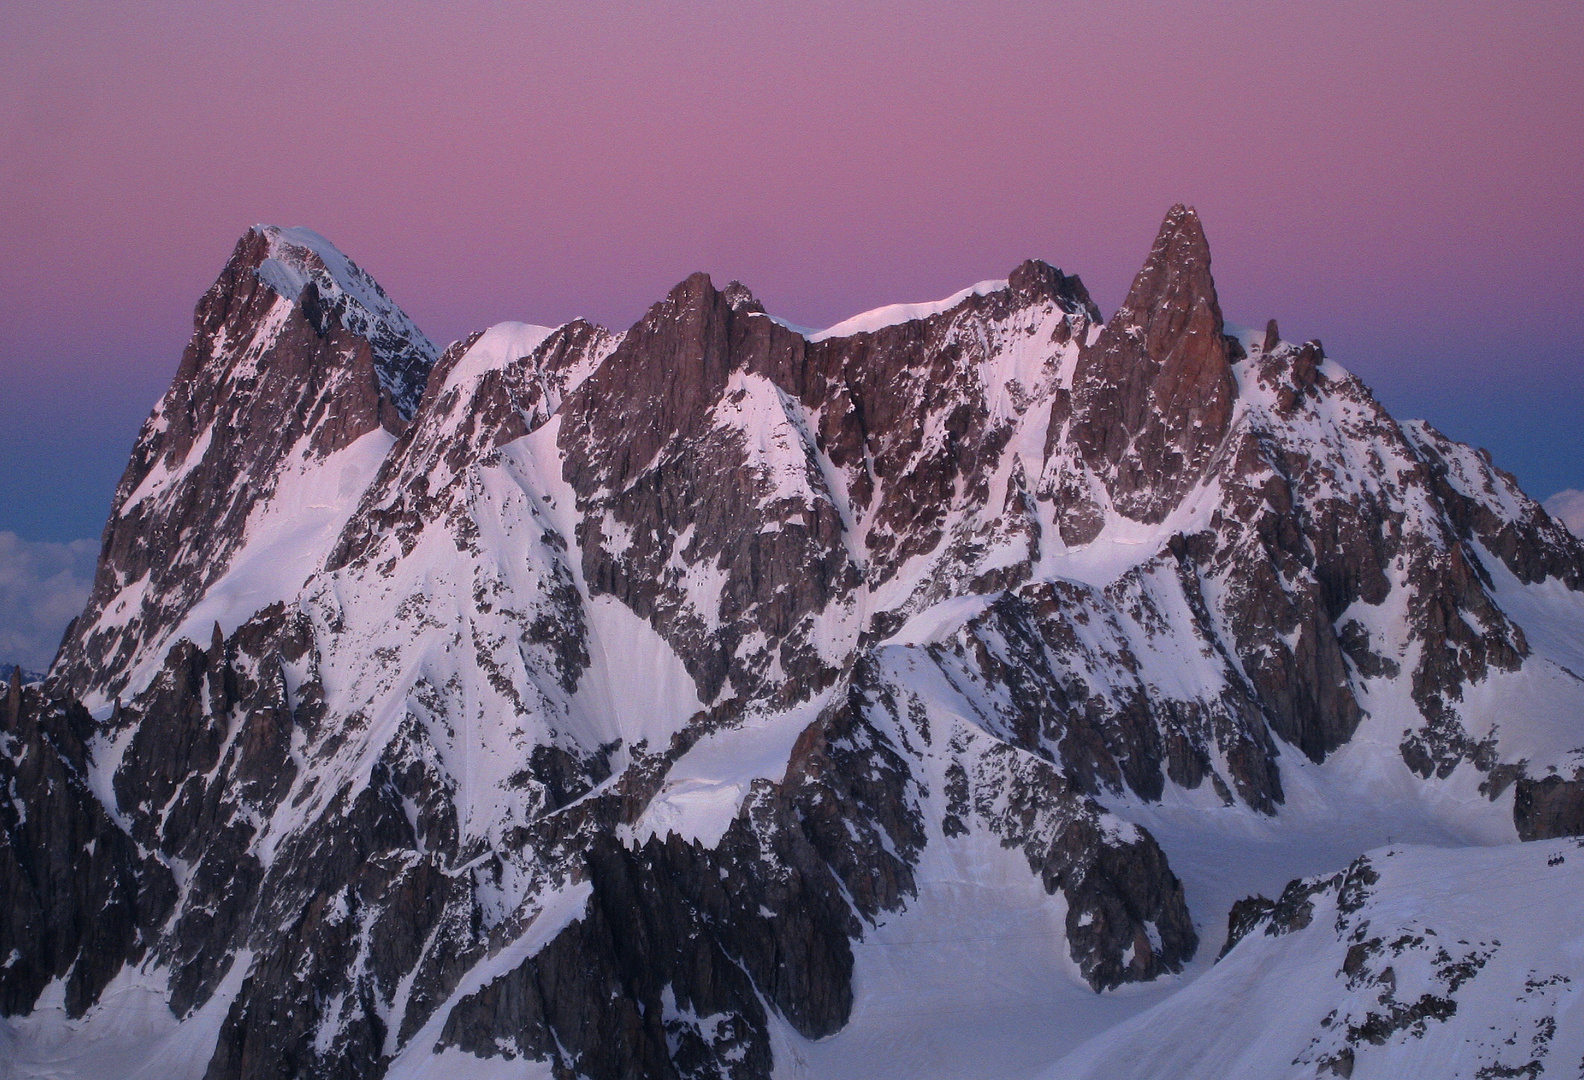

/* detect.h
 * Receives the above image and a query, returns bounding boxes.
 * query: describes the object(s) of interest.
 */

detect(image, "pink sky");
[1,0,1581,543]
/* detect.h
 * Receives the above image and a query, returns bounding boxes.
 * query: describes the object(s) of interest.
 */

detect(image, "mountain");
[51,224,437,702]
[1545,489,1584,537]
[4,208,1584,1080]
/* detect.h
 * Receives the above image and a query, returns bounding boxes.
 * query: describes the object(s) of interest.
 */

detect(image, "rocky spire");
[1112,203,1226,359]
[1051,204,1239,529]
[721,279,764,314]
[248,225,438,420]
[1007,258,1104,322]
[560,272,744,494]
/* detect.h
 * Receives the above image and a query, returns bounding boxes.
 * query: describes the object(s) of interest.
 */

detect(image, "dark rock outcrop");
[1513,775,1584,841]
[0,680,176,1017]
[1048,204,1238,536]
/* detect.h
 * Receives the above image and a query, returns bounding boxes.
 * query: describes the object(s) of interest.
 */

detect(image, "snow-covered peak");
[440,321,558,395]
[255,227,396,322]
[252,224,438,417]
[254,226,400,325]
[808,279,1009,341]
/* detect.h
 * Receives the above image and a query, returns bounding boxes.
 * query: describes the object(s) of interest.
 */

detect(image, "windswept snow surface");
[254,225,435,364]
[0,952,252,1080]
[574,595,707,752]
[763,625,1525,1079]
[809,280,1009,341]
[631,692,831,847]
[440,321,557,394]
[768,830,1179,1080]
[760,778,1517,1080]
[85,427,396,713]
[1047,841,1584,1080]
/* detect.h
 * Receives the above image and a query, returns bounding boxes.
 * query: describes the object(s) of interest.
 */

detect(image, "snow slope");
[1050,841,1584,1079]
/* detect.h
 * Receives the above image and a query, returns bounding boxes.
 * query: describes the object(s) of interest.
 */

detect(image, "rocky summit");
[5,207,1584,1080]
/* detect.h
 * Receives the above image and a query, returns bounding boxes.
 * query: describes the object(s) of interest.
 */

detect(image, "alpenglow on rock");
[5,207,1584,1080]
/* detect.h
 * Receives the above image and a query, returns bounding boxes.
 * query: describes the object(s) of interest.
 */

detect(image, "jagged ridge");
[5,206,1584,1080]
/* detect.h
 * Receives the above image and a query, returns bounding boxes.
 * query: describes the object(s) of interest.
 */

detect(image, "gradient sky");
[2,0,1581,548]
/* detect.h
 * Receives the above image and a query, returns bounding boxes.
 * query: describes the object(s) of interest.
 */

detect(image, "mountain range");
[4,207,1584,1080]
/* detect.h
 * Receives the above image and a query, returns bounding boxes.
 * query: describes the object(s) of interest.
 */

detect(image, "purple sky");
[2,0,1581,548]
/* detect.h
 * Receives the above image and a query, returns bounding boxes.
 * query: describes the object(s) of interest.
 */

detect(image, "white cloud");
[0,532,98,673]
[1545,490,1584,538]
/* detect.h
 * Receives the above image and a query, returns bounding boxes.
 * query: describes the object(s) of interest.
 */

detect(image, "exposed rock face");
[8,207,1584,1079]
[1048,203,1238,535]
[1513,775,1584,840]
[557,260,1101,708]
[0,678,175,1017]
